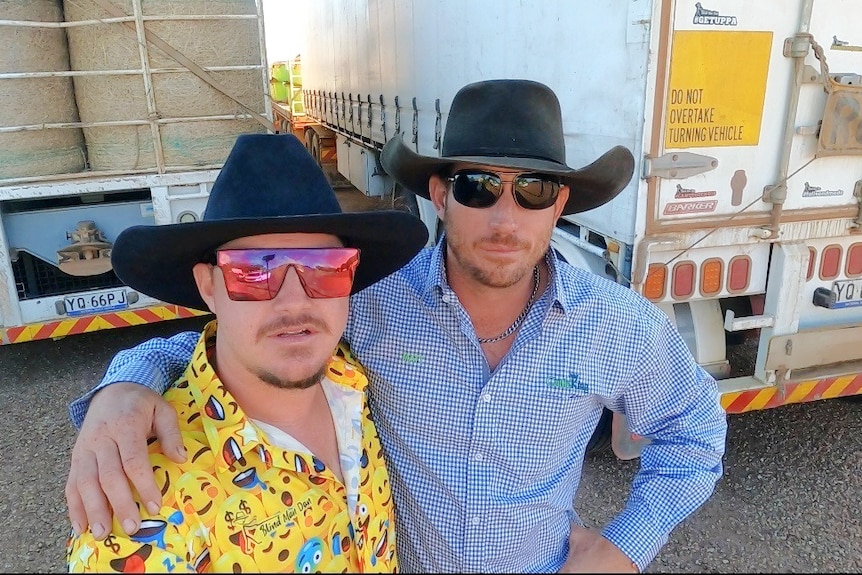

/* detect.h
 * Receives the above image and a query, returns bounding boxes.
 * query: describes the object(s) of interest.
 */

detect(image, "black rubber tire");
[310,132,322,167]
[304,129,316,156]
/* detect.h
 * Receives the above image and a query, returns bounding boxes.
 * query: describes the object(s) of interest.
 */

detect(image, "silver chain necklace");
[477,263,541,344]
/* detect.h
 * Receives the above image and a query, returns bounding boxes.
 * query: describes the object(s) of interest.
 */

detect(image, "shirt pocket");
[492,383,601,488]
[361,339,466,439]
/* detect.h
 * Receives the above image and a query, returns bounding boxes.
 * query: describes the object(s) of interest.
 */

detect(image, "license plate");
[64,289,128,317]
[832,278,862,309]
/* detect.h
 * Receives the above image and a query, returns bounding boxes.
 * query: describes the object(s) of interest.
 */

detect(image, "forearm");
[68,330,198,428]
[599,314,728,570]
[602,374,727,570]
[600,440,724,570]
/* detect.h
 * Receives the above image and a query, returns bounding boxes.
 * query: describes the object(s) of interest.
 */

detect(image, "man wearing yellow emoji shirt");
[65,133,427,572]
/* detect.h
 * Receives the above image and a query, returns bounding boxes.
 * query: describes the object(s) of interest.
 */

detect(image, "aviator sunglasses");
[447,170,563,210]
[213,247,360,301]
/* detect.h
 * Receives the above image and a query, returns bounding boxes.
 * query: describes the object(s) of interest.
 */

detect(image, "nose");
[487,180,520,230]
[271,266,311,307]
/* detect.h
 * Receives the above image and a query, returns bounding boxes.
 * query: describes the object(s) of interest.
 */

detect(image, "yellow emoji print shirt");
[67,320,398,573]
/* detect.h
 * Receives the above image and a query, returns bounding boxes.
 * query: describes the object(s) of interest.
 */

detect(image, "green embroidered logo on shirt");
[548,373,586,391]
[401,352,424,364]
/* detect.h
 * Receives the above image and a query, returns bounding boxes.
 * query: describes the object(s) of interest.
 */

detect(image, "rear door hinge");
[643,152,718,179]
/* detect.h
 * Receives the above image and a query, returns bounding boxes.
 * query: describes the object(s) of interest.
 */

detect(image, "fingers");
[565,526,638,573]
[154,401,187,464]
[116,429,165,518]
[98,440,145,536]
[65,383,168,538]
[118,399,186,517]
[67,441,114,540]
[66,448,99,538]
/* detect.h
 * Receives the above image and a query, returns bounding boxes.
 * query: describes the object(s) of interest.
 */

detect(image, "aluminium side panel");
[301,1,651,245]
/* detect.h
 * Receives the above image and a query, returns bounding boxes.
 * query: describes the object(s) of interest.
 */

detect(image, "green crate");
[270,79,289,103]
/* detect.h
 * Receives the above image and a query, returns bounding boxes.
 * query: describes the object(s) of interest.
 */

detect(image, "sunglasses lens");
[450,171,560,210]
[514,175,561,209]
[216,248,360,301]
[451,172,502,208]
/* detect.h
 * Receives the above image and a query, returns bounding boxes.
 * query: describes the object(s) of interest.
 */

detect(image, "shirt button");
[473,452,484,461]
[482,393,492,402]
[471,517,481,526]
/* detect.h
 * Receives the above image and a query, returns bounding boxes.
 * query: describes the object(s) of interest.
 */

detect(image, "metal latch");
[643,152,718,179]
[57,221,113,276]
[724,309,774,332]
[784,34,812,58]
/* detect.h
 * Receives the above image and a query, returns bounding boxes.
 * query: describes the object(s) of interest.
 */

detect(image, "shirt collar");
[419,235,449,306]
[544,248,576,313]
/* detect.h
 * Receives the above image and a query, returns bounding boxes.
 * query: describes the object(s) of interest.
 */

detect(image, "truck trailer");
[280,0,862,455]
[0,0,271,344]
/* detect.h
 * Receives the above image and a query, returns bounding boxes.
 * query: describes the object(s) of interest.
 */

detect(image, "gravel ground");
[1,317,860,573]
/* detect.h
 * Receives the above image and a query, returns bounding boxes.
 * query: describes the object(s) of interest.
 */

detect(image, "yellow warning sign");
[664,31,772,148]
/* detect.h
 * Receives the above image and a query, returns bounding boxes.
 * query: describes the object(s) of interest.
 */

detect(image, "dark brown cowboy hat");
[381,79,635,215]
[111,133,428,311]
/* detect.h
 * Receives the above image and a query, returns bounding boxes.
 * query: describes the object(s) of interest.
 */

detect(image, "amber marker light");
[700,258,723,296]
[644,263,667,301]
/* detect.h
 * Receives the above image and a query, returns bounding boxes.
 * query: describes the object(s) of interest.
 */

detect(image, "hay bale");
[161,119,260,166]
[64,0,265,171]
[0,0,86,179]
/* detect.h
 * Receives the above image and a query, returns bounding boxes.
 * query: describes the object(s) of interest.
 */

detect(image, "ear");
[192,263,217,313]
[552,185,570,221]
[428,174,449,220]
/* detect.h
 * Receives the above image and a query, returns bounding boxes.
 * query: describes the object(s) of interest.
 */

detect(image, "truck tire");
[304,129,316,156]
[309,132,322,166]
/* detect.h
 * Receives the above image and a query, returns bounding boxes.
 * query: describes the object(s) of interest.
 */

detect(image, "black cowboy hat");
[111,133,428,311]
[381,79,635,215]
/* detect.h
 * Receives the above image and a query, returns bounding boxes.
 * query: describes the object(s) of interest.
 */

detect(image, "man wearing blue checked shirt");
[66,79,727,573]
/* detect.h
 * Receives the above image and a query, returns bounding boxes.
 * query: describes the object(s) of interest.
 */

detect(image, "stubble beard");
[250,312,332,390]
[253,364,326,390]
[443,217,551,288]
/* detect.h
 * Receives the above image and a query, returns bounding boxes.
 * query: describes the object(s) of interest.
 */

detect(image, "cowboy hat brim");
[381,134,635,215]
[112,210,428,311]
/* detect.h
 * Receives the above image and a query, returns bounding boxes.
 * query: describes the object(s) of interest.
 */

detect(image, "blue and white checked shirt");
[71,239,727,573]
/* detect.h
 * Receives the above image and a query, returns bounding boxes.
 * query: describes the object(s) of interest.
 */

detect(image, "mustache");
[256,313,330,339]
[480,233,529,249]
